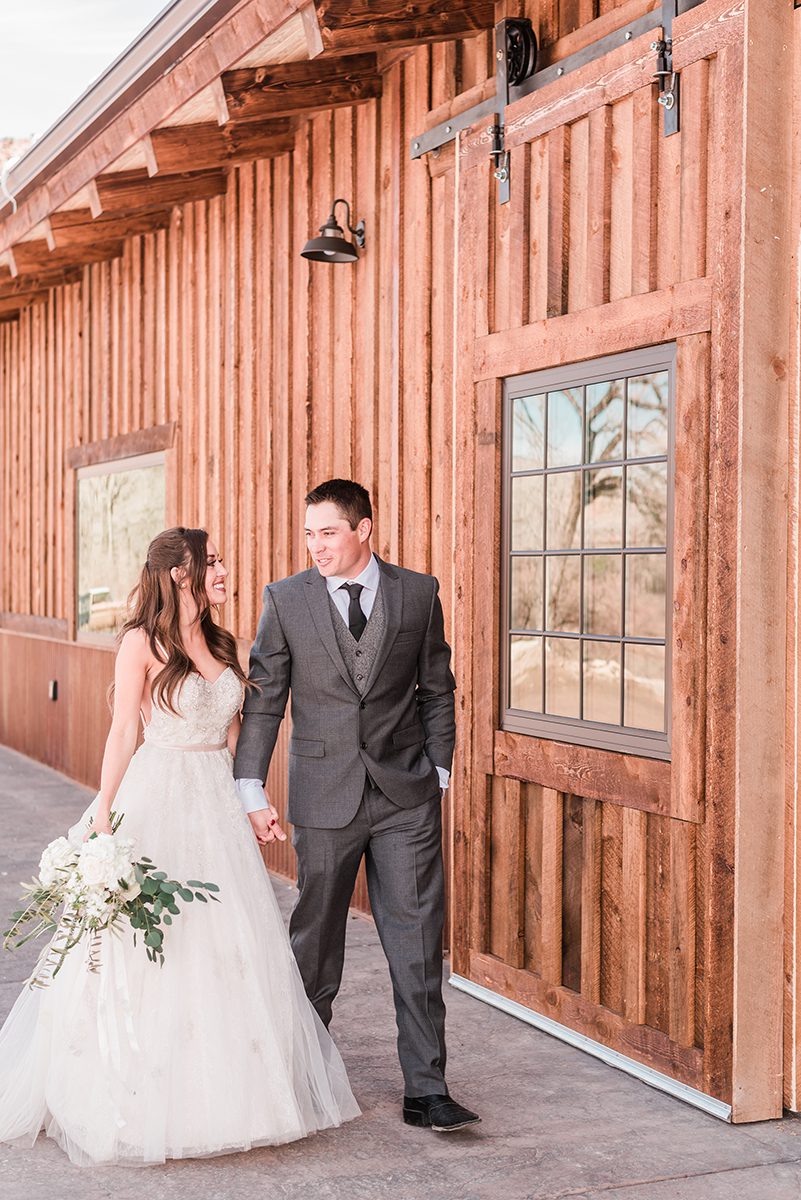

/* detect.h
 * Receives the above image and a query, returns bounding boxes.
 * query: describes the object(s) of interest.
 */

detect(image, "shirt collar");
[326,552,380,595]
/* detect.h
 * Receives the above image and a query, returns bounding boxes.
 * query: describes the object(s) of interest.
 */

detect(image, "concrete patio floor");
[2,744,801,1200]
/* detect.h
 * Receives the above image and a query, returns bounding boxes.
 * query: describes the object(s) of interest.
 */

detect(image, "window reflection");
[546,555,580,633]
[511,556,544,630]
[624,643,666,731]
[584,554,622,637]
[547,389,583,468]
[626,462,667,547]
[511,475,544,551]
[586,379,624,463]
[545,637,581,718]
[78,460,166,636]
[583,641,621,724]
[584,466,622,548]
[546,471,582,550]
[512,394,545,471]
[510,636,543,711]
[627,372,668,458]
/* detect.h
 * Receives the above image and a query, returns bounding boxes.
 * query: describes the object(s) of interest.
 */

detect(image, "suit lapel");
[305,571,359,695]
[363,558,402,697]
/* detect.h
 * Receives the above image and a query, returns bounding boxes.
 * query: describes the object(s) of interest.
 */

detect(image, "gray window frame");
[500,343,676,761]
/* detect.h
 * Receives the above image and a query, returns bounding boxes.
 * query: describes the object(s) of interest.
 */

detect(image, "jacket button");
[360,701,366,709]
[355,649,362,656]
[361,741,367,749]
[356,673,363,681]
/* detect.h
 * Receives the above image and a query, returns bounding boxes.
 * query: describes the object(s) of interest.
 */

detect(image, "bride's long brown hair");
[120,527,249,713]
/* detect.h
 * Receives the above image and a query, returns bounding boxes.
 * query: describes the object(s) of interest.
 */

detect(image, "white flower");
[77,833,137,892]
[38,837,76,887]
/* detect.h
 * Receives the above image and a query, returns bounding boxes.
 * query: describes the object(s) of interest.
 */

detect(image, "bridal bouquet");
[3,817,220,987]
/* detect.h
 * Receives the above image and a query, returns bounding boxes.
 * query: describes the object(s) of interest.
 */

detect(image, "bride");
[0,527,360,1166]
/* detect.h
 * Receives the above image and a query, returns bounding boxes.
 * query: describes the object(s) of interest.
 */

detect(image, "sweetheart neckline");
[193,665,234,687]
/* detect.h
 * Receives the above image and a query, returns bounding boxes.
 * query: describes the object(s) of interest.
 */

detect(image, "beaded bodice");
[143,668,243,748]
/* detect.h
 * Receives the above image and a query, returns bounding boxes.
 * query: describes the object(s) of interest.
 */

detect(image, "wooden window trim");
[67,423,174,643]
[501,344,675,761]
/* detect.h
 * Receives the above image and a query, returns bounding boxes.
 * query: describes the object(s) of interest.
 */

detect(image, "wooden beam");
[0,266,83,296]
[9,237,125,275]
[49,209,173,252]
[149,119,295,174]
[210,76,230,125]
[0,290,49,317]
[494,731,674,819]
[729,0,793,1123]
[311,0,493,54]
[474,278,713,381]
[94,168,228,216]
[222,56,382,121]
[0,0,308,251]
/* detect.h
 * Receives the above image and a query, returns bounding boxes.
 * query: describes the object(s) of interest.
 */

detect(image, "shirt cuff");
[436,766,450,791]
[236,777,270,814]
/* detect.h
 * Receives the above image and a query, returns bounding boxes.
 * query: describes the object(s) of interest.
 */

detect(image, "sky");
[0,1,171,142]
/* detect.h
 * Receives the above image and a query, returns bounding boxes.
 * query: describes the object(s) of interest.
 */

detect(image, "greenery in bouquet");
[3,814,220,986]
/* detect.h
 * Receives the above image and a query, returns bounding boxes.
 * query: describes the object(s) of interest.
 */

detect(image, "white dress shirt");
[236,553,449,815]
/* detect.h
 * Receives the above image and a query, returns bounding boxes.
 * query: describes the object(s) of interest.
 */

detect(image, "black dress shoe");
[403,1094,481,1131]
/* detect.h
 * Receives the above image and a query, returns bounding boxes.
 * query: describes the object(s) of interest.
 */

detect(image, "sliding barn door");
[449,0,776,1116]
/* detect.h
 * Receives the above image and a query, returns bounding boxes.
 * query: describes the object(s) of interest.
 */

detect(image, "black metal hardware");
[505,18,538,88]
[653,1,680,135]
[409,0,707,189]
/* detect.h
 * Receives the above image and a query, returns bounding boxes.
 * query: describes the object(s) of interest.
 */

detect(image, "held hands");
[248,798,287,846]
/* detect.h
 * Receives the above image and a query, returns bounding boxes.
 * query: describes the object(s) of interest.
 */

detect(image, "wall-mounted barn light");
[301,198,365,263]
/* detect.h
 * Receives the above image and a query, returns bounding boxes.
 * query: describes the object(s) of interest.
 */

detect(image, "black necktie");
[341,582,367,641]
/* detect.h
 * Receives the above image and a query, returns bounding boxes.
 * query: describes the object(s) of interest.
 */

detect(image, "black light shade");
[301,198,365,263]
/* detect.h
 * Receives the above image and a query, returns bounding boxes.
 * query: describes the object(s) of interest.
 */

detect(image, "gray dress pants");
[289,781,447,1097]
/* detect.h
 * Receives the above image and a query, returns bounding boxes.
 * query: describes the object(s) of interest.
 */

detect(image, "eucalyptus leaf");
[162,914,172,925]
[178,887,193,902]
[194,892,208,903]
[203,883,220,893]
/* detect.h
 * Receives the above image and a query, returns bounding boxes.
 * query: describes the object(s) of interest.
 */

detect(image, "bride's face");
[204,540,229,606]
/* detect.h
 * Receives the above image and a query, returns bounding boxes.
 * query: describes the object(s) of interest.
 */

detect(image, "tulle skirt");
[0,742,360,1166]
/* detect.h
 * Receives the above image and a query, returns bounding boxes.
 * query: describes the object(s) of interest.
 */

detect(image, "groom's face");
[305,501,372,579]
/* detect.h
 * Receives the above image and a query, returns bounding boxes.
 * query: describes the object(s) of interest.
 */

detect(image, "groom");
[234,479,479,1132]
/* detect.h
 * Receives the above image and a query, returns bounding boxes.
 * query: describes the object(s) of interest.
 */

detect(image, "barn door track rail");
[410,0,707,202]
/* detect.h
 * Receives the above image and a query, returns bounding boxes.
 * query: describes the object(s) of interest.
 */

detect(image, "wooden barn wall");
[0,28,507,905]
[0,0,785,1111]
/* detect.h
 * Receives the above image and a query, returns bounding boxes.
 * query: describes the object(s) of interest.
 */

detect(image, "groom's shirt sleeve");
[236,778,270,814]
[234,584,291,786]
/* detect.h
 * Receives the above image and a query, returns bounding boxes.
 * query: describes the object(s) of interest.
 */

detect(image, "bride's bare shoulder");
[117,626,157,671]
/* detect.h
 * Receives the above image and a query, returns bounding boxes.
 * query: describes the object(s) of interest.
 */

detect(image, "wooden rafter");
[0,266,83,297]
[94,168,227,217]
[222,55,382,121]
[309,0,493,54]
[10,237,126,275]
[149,119,295,174]
[49,209,173,251]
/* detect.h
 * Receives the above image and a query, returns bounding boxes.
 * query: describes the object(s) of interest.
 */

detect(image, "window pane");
[627,371,669,458]
[584,554,622,636]
[584,465,622,548]
[626,462,667,547]
[546,470,581,550]
[511,556,543,630]
[547,388,583,468]
[625,554,667,639]
[511,475,544,551]
[78,463,166,636]
[586,379,624,463]
[546,555,580,632]
[512,394,545,471]
[624,643,666,731]
[510,636,543,711]
[545,637,581,718]
[583,641,621,725]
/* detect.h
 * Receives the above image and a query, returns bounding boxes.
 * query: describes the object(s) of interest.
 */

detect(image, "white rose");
[39,837,76,887]
[78,856,109,888]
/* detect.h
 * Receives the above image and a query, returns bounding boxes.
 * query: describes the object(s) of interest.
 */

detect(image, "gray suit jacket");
[234,556,456,828]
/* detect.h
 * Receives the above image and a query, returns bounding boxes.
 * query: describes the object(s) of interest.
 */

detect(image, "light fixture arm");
[327,198,366,249]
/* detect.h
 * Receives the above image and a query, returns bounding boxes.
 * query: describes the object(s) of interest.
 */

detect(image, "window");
[502,345,674,759]
[77,452,166,638]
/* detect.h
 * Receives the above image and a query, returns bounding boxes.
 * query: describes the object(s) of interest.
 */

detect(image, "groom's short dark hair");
[305,479,373,530]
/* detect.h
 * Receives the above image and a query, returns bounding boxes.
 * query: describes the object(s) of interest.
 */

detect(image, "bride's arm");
[227,711,241,756]
[92,629,149,834]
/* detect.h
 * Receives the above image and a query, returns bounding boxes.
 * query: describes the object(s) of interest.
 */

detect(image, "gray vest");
[328,583,387,694]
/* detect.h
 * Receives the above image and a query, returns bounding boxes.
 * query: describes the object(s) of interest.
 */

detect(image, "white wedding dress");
[0,667,359,1166]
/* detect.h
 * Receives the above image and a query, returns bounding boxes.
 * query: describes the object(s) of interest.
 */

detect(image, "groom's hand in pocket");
[248,799,287,845]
